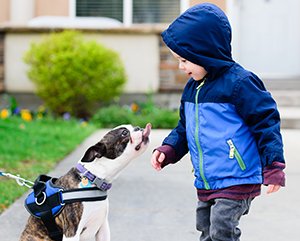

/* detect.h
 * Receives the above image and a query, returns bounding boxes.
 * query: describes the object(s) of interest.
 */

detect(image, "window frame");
[70,0,189,26]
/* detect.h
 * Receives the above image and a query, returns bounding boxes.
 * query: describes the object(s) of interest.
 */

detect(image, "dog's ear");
[80,142,106,162]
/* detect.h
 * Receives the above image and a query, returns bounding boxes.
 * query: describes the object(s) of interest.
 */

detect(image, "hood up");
[161,3,235,80]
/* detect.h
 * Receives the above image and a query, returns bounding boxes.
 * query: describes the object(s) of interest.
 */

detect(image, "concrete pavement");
[0,128,299,241]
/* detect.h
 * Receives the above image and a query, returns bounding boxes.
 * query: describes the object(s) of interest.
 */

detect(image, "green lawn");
[0,117,97,213]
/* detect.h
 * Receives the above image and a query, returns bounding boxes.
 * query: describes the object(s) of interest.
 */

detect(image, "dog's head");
[80,123,151,163]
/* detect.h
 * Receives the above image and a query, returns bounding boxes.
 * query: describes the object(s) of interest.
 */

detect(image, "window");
[76,0,123,22]
[75,0,185,25]
[133,0,180,24]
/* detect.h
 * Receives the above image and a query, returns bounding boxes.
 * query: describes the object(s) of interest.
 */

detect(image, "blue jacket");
[161,3,285,190]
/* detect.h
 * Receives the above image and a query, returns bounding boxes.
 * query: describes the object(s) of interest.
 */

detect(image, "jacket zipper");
[226,139,246,171]
[195,81,210,190]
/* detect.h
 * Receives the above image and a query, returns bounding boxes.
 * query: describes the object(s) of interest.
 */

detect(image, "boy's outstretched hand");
[267,184,281,194]
[151,150,165,171]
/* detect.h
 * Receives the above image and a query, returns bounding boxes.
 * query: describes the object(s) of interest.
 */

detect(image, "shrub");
[91,100,179,129]
[24,30,127,118]
[91,105,135,128]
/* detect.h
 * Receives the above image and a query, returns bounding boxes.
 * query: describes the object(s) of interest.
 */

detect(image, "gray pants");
[196,198,253,241]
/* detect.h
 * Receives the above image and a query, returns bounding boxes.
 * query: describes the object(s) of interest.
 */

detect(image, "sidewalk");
[0,129,299,241]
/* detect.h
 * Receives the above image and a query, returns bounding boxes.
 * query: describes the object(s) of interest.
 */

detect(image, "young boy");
[151,3,285,241]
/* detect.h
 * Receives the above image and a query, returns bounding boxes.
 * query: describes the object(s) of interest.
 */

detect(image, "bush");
[24,30,127,118]
[91,105,135,128]
[91,100,179,129]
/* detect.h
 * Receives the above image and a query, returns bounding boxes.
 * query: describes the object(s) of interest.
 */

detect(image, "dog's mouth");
[135,123,151,151]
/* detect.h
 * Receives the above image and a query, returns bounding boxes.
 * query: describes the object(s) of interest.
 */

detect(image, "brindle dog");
[20,123,151,241]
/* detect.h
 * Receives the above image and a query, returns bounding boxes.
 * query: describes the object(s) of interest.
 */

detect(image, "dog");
[20,123,151,241]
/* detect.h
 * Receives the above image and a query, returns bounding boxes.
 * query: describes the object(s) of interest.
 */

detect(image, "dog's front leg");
[96,217,110,241]
[62,234,80,241]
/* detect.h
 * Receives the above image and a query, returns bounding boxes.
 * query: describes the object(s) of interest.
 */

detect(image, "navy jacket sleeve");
[233,75,285,167]
[161,100,189,163]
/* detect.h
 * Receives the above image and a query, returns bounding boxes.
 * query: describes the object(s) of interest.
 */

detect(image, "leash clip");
[0,171,34,189]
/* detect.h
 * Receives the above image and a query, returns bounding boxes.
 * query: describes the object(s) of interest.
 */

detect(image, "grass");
[0,117,97,213]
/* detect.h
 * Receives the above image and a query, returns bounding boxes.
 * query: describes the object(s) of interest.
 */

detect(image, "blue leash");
[0,170,34,188]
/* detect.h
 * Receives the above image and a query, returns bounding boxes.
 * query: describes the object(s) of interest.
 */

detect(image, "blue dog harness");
[25,174,109,241]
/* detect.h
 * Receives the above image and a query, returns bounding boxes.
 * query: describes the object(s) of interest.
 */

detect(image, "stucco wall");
[4,29,160,94]
[36,0,69,17]
[0,0,10,24]
[190,0,226,11]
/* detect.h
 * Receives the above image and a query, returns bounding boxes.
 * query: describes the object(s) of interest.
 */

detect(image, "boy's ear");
[80,142,106,162]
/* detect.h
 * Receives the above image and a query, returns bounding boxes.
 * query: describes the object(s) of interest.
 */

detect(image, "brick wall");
[159,38,187,91]
[159,0,226,91]
[0,32,4,92]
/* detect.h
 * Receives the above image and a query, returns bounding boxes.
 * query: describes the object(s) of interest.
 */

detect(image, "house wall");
[35,0,69,17]
[160,0,226,91]
[1,0,299,96]
[34,0,225,19]
[190,0,226,11]
[4,29,160,94]
[0,0,10,24]
[1,1,227,25]
[0,32,4,92]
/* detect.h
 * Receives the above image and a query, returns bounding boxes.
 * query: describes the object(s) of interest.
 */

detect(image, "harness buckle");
[35,191,46,206]
[59,189,65,206]
[92,177,112,191]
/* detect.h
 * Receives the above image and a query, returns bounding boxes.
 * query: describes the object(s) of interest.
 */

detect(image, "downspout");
[10,0,35,25]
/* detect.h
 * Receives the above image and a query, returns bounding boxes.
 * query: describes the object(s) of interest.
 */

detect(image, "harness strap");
[26,187,107,215]
[62,187,107,204]
[26,192,62,214]
[40,210,63,241]
[25,174,108,241]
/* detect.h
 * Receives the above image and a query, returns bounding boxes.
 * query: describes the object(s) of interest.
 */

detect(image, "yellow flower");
[37,113,43,120]
[81,121,88,127]
[38,105,46,113]
[21,109,32,122]
[131,103,139,113]
[0,109,9,119]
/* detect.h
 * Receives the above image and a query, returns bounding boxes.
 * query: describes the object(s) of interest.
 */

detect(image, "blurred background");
[0,1,299,240]
[0,0,299,116]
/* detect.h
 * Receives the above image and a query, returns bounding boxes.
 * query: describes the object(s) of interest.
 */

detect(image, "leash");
[0,171,34,188]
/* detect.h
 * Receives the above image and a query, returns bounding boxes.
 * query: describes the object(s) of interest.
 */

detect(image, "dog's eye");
[121,130,129,137]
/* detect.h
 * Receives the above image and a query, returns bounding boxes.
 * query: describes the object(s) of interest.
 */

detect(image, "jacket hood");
[161,3,235,80]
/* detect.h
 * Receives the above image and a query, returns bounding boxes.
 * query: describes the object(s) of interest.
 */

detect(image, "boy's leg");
[196,200,212,241]
[209,198,253,241]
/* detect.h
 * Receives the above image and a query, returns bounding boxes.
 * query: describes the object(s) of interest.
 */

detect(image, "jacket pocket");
[226,139,246,171]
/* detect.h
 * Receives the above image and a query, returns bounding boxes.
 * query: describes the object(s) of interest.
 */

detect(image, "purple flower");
[63,112,71,120]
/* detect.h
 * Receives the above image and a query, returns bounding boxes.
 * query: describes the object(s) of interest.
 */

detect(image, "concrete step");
[269,89,300,128]
[271,90,300,107]
[278,106,300,129]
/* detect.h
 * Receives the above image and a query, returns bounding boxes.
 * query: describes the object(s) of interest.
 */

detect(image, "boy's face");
[171,50,207,81]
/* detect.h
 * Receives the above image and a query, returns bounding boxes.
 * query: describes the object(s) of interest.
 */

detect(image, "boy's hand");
[151,150,165,171]
[267,184,281,194]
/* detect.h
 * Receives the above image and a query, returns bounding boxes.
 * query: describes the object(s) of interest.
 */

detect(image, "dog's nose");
[133,126,142,131]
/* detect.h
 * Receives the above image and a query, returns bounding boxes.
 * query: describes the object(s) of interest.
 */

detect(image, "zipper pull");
[197,80,205,89]
[226,140,235,159]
